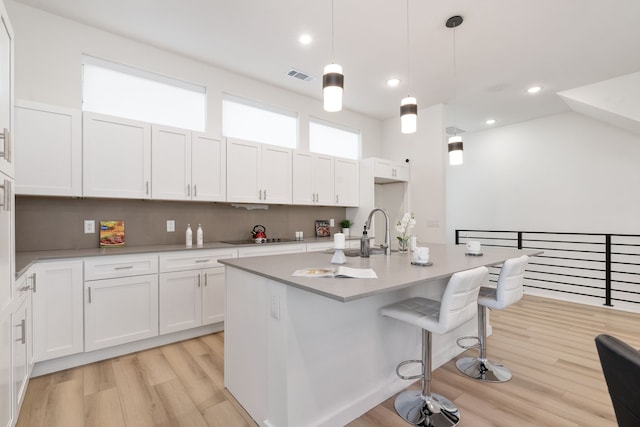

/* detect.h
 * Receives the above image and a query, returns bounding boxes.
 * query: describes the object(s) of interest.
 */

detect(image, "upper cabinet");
[334,157,359,207]
[83,112,151,199]
[14,101,82,197]
[0,6,12,179]
[292,151,334,205]
[226,138,291,204]
[372,157,409,183]
[151,126,225,202]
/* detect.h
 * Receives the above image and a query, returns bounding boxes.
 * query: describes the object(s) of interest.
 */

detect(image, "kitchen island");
[220,244,539,427]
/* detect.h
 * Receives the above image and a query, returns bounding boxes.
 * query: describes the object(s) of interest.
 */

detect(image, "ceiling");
[12,0,640,133]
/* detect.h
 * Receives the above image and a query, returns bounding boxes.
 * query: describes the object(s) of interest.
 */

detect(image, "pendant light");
[446,15,464,165]
[400,0,417,134]
[323,0,343,112]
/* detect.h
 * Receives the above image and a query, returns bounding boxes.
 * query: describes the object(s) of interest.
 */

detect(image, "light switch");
[329,218,335,227]
[167,220,175,232]
[84,220,95,234]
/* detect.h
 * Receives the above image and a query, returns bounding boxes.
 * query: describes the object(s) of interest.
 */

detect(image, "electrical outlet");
[329,218,335,227]
[84,220,95,234]
[166,220,175,232]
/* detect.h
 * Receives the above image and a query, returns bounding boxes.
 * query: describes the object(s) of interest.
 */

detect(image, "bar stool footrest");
[456,335,480,350]
[395,359,423,380]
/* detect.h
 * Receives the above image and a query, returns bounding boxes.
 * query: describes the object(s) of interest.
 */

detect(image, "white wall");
[446,111,640,241]
[6,1,383,157]
[380,104,448,243]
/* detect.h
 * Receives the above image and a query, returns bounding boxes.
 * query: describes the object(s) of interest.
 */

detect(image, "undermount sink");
[324,247,394,257]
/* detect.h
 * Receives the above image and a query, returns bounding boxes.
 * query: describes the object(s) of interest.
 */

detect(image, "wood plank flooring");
[17,295,640,427]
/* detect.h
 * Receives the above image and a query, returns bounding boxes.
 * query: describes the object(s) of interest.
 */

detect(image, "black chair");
[594,334,640,427]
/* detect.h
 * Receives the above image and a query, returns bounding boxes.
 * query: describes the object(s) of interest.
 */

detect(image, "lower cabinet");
[33,260,84,362]
[11,292,31,419]
[159,266,224,335]
[84,274,159,352]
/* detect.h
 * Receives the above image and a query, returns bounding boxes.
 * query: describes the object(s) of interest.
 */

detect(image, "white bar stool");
[456,255,529,382]
[381,266,489,427]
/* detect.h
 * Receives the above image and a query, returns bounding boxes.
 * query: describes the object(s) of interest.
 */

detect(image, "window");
[82,55,206,131]
[309,119,360,160]
[222,97,297,149]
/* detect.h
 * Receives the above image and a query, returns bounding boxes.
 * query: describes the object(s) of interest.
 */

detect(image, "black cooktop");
[221,238,298,245]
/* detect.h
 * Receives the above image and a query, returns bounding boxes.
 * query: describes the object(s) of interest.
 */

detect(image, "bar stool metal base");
[394,390,460,426]
[455,356,512,383]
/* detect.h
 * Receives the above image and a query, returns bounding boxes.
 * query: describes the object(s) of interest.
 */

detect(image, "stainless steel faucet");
[364,208,391,255]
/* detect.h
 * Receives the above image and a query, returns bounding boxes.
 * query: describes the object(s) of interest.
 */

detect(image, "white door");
[202,266,225,325]
[261,145,291,204]
[192,133,225,201]
[334,157,359,206]
[292,151,314,205]
[83,112,151,199]
[151,125,191,201]
[159,270,202,334]
[33,260,84,362]
[14,101,82,196]
[313,154,334,205]
[85,274,159,351]
[226,138,261,203]
[0,6,13,178]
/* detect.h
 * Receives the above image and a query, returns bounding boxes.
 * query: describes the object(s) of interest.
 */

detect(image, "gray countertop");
[14,237,356,278]
[219,244,541,302]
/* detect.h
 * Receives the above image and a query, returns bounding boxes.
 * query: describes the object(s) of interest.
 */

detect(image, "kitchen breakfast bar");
[220,244,538,427]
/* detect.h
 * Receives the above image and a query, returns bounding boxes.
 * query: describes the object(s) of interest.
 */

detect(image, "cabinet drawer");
[238,243,306,258]
[159,249,237,273]
[84,255,158,281]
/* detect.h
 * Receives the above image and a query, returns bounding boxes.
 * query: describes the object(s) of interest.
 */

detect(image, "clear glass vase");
[398,238,409,253]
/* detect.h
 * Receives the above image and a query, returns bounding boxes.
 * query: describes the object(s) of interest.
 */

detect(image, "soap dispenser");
[186,224,193,247]
[360,226,370,258]
[197,224,204,247]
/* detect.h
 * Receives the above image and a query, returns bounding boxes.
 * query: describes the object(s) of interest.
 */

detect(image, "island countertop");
[219,243,540,302]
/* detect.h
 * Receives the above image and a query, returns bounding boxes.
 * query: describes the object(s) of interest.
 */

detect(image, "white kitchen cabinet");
[0,303,11,427]
[11,291,31,419]
[152,126,226,201]
[373,158,409,183]
[158,249,236,334]
[334,157,359,207]
[33,260,84,362]
[0,170,12,312]
[84,273,159,352]
[14,101,82,196]
[0,3,13,179]
[292,151,334,205]
[226,138,292,204]
[83,112,151,199]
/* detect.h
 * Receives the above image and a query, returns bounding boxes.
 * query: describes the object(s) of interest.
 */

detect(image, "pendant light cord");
[331,0,335,60]
[452,21,457,135]
[406,0,410,96]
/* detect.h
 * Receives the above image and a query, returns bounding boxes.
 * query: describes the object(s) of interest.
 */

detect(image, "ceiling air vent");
[287,68,316,82]
[446,126,466,136]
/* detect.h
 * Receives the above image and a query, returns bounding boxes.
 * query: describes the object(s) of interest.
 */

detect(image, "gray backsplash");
[15,196,347,252]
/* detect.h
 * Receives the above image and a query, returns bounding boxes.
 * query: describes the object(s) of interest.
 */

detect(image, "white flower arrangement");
[395,212,416,248]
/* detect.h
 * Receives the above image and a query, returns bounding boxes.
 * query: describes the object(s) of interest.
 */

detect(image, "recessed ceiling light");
[387,78,400,87]
[299,34,313,45]
[527,85,542,94]
[485,119,496,125]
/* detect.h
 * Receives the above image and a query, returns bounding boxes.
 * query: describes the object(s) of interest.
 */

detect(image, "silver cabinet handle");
[197,274,201,287]
[195,259,210,263]
[146,181,150,195]
[187,184,191,196]
[0,128,11,163]
[114,265,134,270]
[194,184,197,197]
[336,194,339,204]
[258,189,262,200]
[88,286,92,303]
[263,189,267,200]
[204,273,208,287]
[15,319,26,344]
[0,179,11,211]
[31,273,37,293]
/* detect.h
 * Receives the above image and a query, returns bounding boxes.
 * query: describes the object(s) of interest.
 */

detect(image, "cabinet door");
[85,274,158,351]
[12,293,29,415]
[226,138,261,203]
[0,6,13,178]
[202,266,224,325]
[33,260,83,362]
[83,112,151,199]
[14,101,81,196]
[373,159,395,181]
[159,270,201,334]
[192,133,226,201]
[292,151,314,205]
[151,125,191,201]
[313,154,335,205]
[334,157,359,206]
[1,306,12,427]
[0,171,12,311]
[261,145,291,204]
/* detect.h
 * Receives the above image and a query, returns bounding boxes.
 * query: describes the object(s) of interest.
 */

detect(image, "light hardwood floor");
[17,295,639,427]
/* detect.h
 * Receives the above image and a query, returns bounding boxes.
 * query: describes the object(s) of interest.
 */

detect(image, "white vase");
[342,227,350,237]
